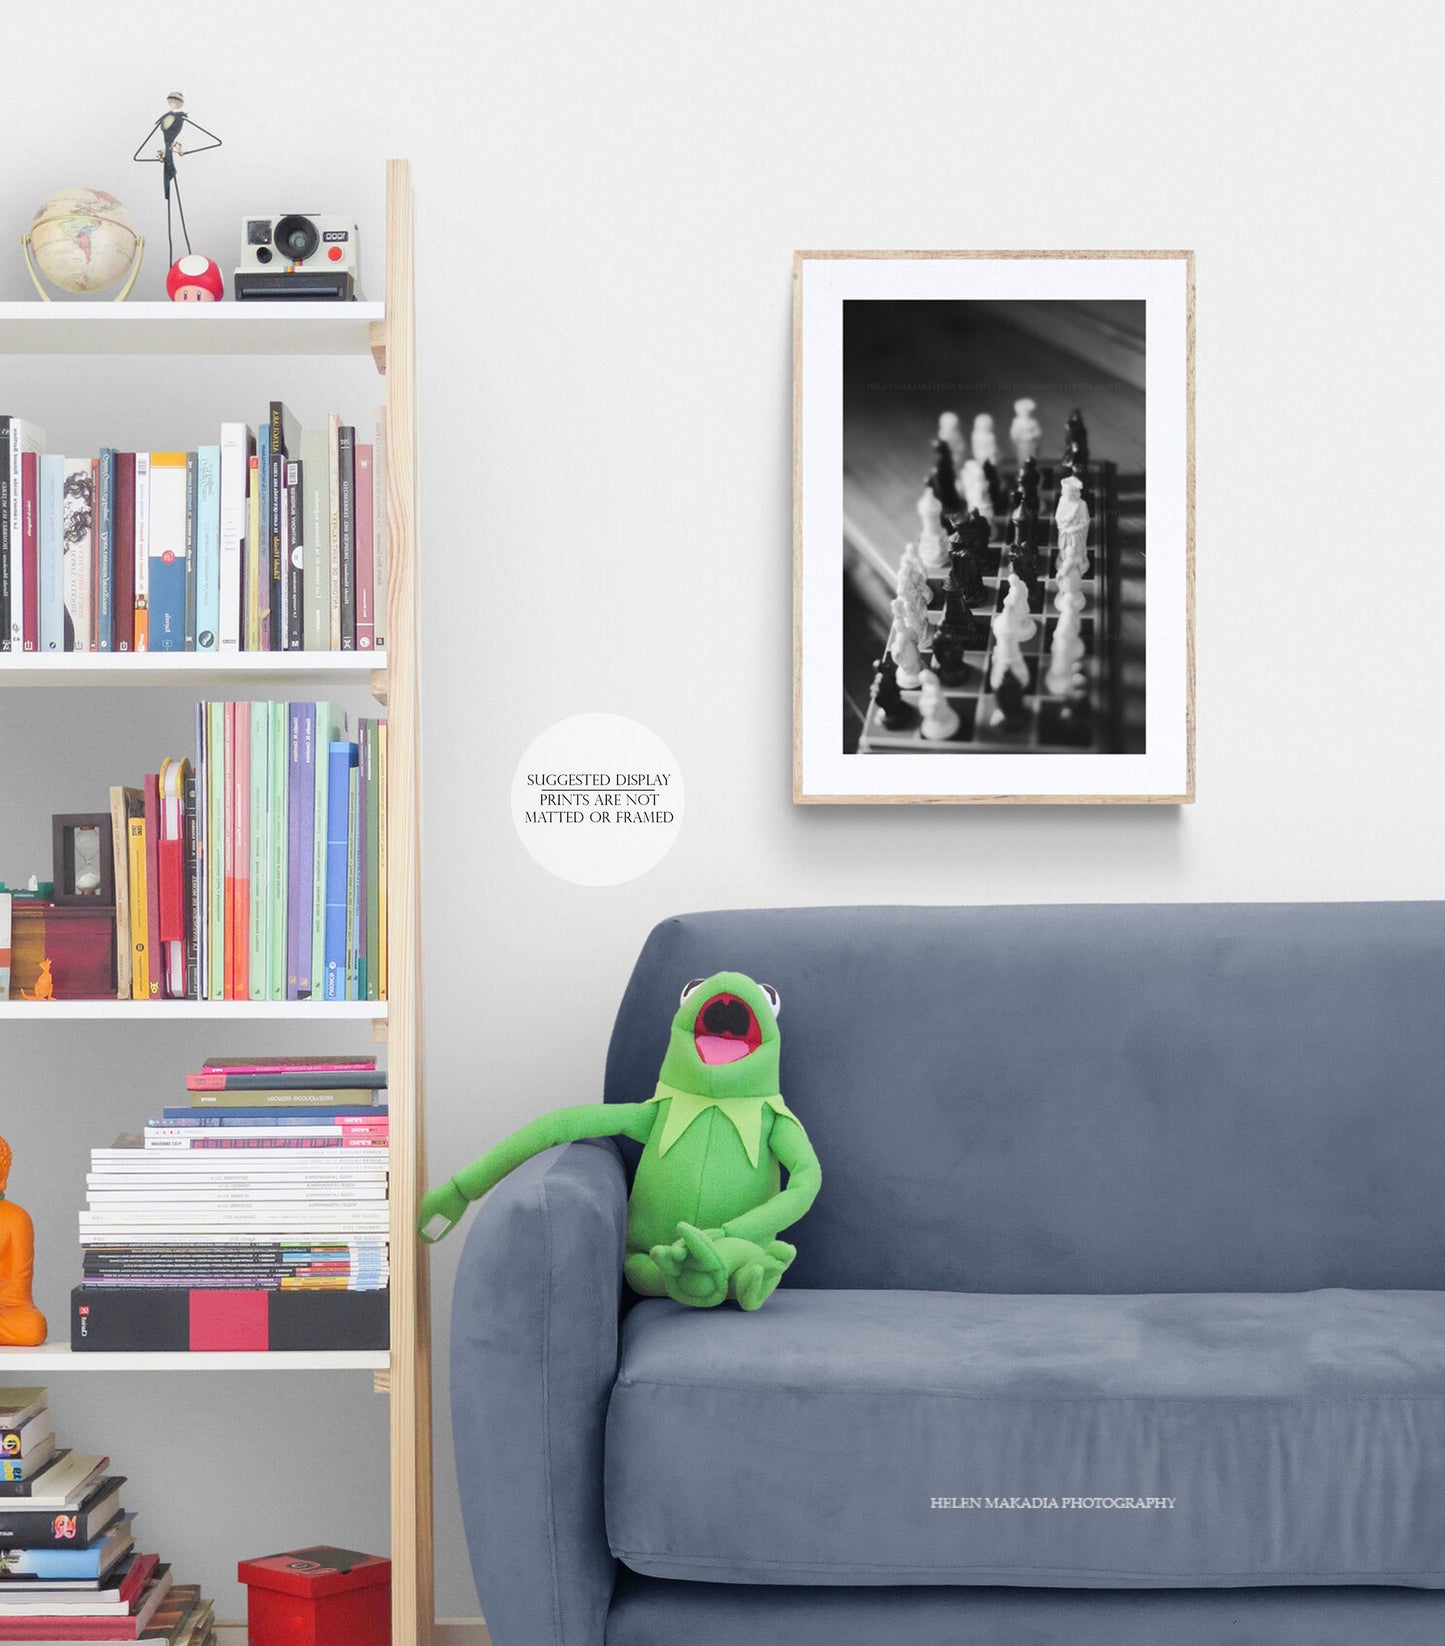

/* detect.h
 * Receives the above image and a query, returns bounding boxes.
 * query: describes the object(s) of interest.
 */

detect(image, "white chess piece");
[971,413,999,465]
[1055,474,1091,566]
[997,574,1037,644]
[896,543,932,634]
[1010,398,1042,462]
[937,412,967,471]
[960,459,992,522]
[1045,590,1087,696]
[889,598,925,689]
[916,490,949,572]
[917,669,960,741]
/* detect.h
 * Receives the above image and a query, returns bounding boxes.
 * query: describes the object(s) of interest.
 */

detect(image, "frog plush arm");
[417,1103,657,1243]
[715,1111,822,1248]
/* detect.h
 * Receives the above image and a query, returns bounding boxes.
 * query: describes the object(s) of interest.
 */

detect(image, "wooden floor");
[841,299,1146,754]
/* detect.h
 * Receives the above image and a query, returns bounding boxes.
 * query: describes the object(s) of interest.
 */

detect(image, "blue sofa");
[451,903,1445,1645]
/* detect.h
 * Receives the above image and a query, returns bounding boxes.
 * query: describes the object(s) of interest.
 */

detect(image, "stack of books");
[110,703,385,1004]
[71,1057,389,1354]
[0,1388,215,1643]
[0,405,387,656]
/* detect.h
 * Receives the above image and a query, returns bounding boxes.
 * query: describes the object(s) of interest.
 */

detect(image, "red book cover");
[223,703,236,1000]
[112,453,135,651]
[354,444,374,651]
[20,450,38,651]
[0,1567,170,1639]
[141,776,163,998]
[234,706,250,1001]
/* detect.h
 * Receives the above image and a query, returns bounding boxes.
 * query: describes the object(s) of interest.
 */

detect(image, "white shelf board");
[0,999,385,1020]
[0,652,383,688]
[0,1343,387,1371]
[0,301,384,357]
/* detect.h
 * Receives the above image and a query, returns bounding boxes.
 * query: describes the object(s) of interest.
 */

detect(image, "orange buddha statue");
[0,1136,47,1347]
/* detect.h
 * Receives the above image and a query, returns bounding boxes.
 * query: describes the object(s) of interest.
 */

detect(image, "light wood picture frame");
[793,249,1194,805]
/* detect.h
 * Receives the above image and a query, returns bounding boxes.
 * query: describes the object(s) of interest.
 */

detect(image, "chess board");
[858,459,1118,754]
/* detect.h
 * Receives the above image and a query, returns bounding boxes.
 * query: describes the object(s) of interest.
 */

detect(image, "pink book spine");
[353,445,374,651]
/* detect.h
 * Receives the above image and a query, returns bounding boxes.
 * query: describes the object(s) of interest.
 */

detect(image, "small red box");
[238,1546,390,1646]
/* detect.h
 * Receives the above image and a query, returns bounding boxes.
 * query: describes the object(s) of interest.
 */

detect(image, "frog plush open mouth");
[693,992,762,1065]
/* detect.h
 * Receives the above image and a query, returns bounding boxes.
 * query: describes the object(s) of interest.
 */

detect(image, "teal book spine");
[311,703,346,992]
[195,444,221,650]
[324,740,358,1001]
[248,702,269,1000]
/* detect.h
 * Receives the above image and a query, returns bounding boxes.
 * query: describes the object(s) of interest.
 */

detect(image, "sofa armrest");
[450,1138,627,1646]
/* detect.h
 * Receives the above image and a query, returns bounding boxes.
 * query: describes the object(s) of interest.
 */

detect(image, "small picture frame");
[793,249,1194,804]
[51,813,115,906]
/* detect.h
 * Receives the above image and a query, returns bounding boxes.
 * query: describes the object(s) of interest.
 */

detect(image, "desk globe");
[23,186,144,300]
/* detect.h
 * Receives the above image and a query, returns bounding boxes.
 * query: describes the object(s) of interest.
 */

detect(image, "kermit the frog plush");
[417,971,820,1311]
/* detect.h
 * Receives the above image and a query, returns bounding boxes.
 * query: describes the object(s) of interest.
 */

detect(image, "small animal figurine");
[0,1137,47,1347]
[20,959,54,1001]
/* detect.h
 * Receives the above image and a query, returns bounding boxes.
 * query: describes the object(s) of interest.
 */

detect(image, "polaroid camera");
[234,214,359,301]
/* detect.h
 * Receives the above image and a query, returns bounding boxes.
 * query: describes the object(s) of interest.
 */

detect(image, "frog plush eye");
[761,984,781,1018]
[680,979,706,1005]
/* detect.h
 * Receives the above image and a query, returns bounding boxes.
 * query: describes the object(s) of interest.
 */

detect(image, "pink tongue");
[696,1035,751,1066]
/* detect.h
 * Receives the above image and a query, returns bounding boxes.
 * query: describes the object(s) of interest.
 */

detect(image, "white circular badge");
[511,713,684,886]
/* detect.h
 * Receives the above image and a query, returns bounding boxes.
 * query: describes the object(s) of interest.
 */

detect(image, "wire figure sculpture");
[133,92,222,266]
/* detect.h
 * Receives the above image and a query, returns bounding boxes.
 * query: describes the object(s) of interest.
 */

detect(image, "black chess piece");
[962,507,992,558]
[1005,539,1043,612]
[982,457,1008,514]
[928,623,969,687]
[1063,409,1090,466]
[873,654,913,731]
[992,667,1028,730]
[946,529,985,607]
[1019,456,1041,513]
[941,583,983,646]
[1007,487,1038,552]
[926,440,962,515]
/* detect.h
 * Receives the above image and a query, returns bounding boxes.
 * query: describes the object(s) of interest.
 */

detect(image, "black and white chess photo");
[841,299,1146,756]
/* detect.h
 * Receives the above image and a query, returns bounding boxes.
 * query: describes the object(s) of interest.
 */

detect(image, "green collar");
[647,1082,795,1167]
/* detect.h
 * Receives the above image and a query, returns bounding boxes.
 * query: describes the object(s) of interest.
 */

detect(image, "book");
[4,419,45,653]
[378,720,387,998]
[233,704,250,1000]
[61,458,93,652]
[323,741,357,1000]
[217,424,249,653]
[125,818,148,1001]
[37,454,63,653]
[267,404,300,652]
[0,1553,157,1617]
[269,701,287,1001]
[19,452,38,653]
[371,404,388,650]
[0,1517,132,1581]
[94,449,113,652]
[0,1454,106,1513]
[183,762,200,1000]
[348,742,363,999]
[200,1056,376,1072]
[0,1563,171,1639]
[187,1068,382,1092]
[141,777,162,1000]
[0,893,9,1001]
[299,429,329,651]
[247,704,269,1001]
[284,460,304,651]
[107,787,143,1001]
[337,426,356,651]
[161,1104,385,1119]
[353,444,374,651]
[205,702,224,999]
[182,452,198,651]
[0,1474,120,1547]
[157,760,191,1000]
[71,1289,387,1353]
[0,1407,53,1463]
[0,1437,56,1491]
[192,446,219,652]
[363,721,380,1000]
[311,705,346,996]
[245,452,261,651]
[131,451,149,652]
[0,419,10,650]
[111,453,135,652]
[0,1393,46,1437]
[326,415,341,650]
[286,704,316,999]
[146,454,187,653]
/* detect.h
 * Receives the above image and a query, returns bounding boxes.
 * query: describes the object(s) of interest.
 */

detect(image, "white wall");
[2,0,1443,1621]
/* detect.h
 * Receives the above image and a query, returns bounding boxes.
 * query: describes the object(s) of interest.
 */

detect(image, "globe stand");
[20,232,145,302]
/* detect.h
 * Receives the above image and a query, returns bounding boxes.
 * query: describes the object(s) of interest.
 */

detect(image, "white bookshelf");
[0,652,382,689]
[0,300,385,357]
[0,1000,385,1020]
[0,1344,386,1372]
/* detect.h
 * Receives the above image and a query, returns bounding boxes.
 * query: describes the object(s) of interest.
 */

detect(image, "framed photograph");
[793,250,1193,804]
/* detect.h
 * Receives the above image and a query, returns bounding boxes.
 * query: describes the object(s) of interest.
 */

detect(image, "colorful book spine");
[223,702,237,999]
[323,740,358,1000]
[245,452,262,651]
[206,701,225,998]
[183,450,198,650]
[285,459,304,651]
[194,445,220,650]
[326,414,342,649]
[337,425,356,650]
[191,707,205,1000]
[126,816,148,1000]
[19,449,38,652]
[142,775,163,999]
[112,452,135,651]
[378,719,388,998]
[346,747,361,998]
[370,404,388,650]
[353,443,374,651]
[147,452,187,652]
[0,418,10,651]
[286,703,315,998]
[364,720,381,1000]
[62,457,94,652]
[248,703,269,1001]
[132,450,150,651]
[95,448,114,651]
[218,423,248,652]
[300,428,329,651]
[269,699,287,1001]
[0,890,10,1001]
[37,453,63,652]
[311,703,344,994]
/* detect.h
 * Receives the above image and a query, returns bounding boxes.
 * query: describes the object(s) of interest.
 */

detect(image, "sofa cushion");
[605,1288,1445,1588]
